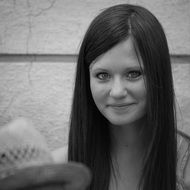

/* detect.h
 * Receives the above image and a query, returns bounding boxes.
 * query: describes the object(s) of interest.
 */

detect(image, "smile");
[109,103,134,107]
[108,103,134,111]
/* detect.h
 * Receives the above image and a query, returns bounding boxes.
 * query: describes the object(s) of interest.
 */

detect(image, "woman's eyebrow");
[90,68,109,73]
[92,66,143,70]
[124,66,144,71]
[89,63,144,71]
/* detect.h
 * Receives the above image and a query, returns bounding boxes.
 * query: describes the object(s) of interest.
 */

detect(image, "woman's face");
[89,37,147,127]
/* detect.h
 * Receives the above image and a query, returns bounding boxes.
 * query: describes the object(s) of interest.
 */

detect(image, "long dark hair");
[68,4,177,190]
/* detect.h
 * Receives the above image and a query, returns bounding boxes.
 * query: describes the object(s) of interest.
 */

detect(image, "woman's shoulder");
[177,130,190,189]
[51,145,68,163]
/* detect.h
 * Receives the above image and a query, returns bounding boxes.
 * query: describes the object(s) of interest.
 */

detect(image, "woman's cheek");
[130,80,147,101]
[90,82,107,105]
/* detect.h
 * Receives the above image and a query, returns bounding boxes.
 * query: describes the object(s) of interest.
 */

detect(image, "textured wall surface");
[0,58,76,149]
[0,0,190,54]
[0,0,190,150]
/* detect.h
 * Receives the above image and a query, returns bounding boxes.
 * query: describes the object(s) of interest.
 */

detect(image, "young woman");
[0,3,189,190]
[68,3,190,190]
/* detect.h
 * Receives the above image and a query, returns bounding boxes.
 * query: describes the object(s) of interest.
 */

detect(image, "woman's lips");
[108,103,134,107]
[108,103,135,112]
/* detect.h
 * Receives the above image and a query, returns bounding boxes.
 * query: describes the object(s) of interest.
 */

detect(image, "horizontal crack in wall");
[0,54,190,63]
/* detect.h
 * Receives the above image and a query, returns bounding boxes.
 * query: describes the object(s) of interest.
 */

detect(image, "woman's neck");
[110,119,148,175]
[109,120,147,190]
[110,118,147,155]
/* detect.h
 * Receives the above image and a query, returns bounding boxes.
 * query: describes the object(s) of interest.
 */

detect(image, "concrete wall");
[0,0,190,150]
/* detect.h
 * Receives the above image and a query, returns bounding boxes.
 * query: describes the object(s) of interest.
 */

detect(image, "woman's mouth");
[109,103,134,107]
[108,103,135,111]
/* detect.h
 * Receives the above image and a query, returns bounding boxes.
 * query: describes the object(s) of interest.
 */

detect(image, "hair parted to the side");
[68,4,177,190]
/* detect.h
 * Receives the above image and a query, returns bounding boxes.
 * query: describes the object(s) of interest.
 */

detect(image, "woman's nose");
[109,78,127,98]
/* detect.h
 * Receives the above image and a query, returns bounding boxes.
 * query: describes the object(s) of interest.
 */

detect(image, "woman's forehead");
[89,38,144,70]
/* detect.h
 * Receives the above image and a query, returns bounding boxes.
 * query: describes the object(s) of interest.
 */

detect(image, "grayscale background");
[0,0,189,150]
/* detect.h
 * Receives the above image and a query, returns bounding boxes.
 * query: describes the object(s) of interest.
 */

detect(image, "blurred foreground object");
[0,162,91,190]
[0,118,92,189]
[0,118,53,178]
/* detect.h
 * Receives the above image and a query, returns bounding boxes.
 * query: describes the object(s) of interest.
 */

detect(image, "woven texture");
[0,118,53,178]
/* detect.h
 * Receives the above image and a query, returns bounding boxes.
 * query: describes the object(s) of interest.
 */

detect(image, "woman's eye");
[96,73,110,80]
[126,71,142,80]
